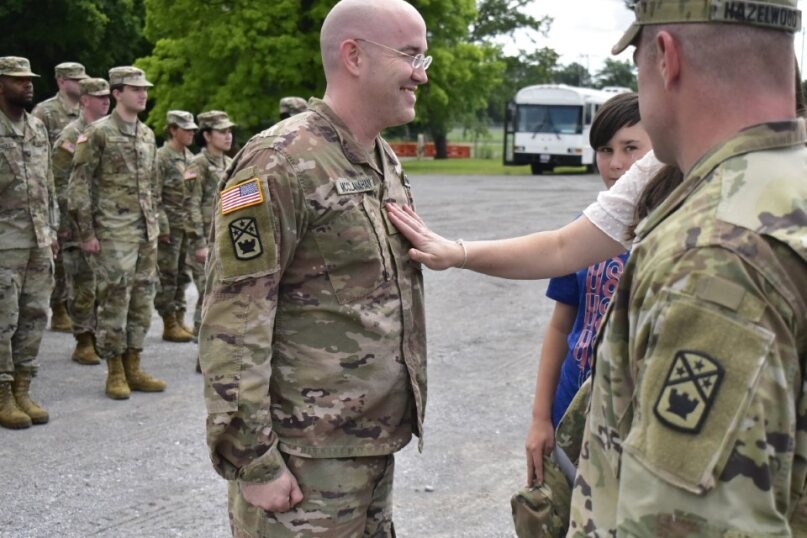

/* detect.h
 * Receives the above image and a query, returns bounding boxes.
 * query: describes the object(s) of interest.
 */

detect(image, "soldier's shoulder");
[26,113,48,139]
[245,111,335,158]
[32,95,58,114]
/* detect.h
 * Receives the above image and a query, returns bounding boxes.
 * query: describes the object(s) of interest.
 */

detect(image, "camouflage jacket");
[186,147,230,249]
[156,143,194,235]
[0,109,56,249]
[199,99,426,485]
[32,92,80,146]
[569,121,807,536]
[52,115,89,246]
[67,110,160,244]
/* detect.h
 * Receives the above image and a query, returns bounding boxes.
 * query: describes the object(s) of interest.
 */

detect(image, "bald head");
[321,0,425,76]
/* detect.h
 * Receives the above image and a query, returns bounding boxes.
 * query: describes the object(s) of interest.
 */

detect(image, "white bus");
[503,84,620,175]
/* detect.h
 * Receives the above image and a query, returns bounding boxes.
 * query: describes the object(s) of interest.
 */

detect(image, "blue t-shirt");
[546,251,629,427]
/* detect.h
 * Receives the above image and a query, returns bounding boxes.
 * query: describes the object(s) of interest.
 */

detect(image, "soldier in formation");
[278,96,307,120]
[154,110,198,343]
[0,56,57,429]
[67,66,166,400]
[51,77,111,366]
[33,61,89,333]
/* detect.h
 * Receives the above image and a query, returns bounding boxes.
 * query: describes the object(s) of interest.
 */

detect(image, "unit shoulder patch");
[654,350,724,434]
[229,216,264,261]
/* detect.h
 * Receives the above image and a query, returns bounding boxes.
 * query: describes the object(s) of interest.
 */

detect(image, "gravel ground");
[1,171,602,538]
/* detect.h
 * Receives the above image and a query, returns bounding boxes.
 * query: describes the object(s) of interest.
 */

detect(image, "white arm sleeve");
[582,150,664,249]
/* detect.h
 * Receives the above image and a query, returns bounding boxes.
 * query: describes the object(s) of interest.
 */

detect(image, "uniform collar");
[203,147,226,167]
[56,92,80,116]
[306,98,396,176]
[110,109,139,136]
[0,108,37,138]
[635,119,807,240]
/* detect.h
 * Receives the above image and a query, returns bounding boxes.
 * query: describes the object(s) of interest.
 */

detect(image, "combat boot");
[50,302,72,332]
[72,332,101,365]
[122,349,166,392]
[176,309,194,335]
[12,370,49,424]
[0,380,31,429]
[105,357,131,400]
[161,313,193,343]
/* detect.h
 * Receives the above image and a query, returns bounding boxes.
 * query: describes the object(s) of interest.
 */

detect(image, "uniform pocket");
[623,288,774,494]
[312,195,387,304]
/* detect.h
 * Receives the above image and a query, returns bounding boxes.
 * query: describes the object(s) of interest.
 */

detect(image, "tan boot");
[122,349,166,392]
[50,302,72,333]
[72,332,101,365]
[12,370,49,424]
[105,357,131,400]
[0,380,31,429]
[161,313,193,343]
[176,309,194,335]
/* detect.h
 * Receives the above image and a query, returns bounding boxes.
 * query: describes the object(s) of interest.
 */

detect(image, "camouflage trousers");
[62,246,97,336]
[49,238,68,306]
[154,228,191,317]
[94,240,157,360]
[229,454,396,538]
[0,247,53,382]
[186,247,205,335]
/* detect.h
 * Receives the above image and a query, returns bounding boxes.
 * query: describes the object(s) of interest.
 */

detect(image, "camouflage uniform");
[67,76,161,361]
[32,62,88,320]
[53,78,110,338]
[569,3,807,531]
[0,57,56,383]
[200,99,426,536]
[278,96,307,118]
[154,110,198,318]
[186,111,234,334]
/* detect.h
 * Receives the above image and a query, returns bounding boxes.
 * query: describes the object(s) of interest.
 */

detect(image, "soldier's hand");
[194,247,208,264]
[159,233,171,245]
[239,469,304,513]
[385,202,464,270]
[81,238,101,254]
[525,417,555,486]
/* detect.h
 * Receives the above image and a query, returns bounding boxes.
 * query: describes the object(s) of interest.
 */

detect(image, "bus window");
[517,105,582,134]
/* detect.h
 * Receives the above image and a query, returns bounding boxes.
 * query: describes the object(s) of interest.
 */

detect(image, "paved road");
[1,171,603,538]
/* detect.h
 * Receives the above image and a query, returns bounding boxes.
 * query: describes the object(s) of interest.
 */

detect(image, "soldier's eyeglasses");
[355,38,433,71]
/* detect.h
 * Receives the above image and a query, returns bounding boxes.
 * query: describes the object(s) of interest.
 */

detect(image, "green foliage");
[552,62,594,87]
[0,0,149,100]
[595,58,637,90]
[138,0,330,132]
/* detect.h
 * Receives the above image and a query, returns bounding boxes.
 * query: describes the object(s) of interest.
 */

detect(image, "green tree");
[552,62,593,87]
[487,47,559,124]
[595,58,637,90]
[0,0,149,101]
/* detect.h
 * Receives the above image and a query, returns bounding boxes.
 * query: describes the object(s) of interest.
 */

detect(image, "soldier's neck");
[0,100,24,123]
[59,90,79,108]
[114,104,139,124]
[168,138,185,153]
[206,146,223,157]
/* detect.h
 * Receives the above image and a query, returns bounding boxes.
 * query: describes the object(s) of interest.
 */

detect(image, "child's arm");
[385,151,663,279]
[525,301,576,486]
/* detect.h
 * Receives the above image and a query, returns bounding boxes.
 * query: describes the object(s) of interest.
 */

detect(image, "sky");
[516,0,807,74]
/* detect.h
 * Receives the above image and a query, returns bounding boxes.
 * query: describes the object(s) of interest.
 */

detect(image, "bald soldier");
[199,0,430,535]
[0,57,57,429]
[33,62,89,333]
[52,78,111,365]
[567,0,807,535]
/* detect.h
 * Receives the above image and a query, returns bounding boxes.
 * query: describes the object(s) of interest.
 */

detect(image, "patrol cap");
[0,56,39,78]
[279,96,308,116]
[612,0,802,54]
[55,62,89,80]
[79,78,110,97]
[166,110,199,130]
[197,110,236,130]
[108,66,153,88]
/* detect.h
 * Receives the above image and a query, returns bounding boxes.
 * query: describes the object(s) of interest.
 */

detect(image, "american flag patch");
[77,134,88,144]
[220,178,264,215]
[183,170,197,180]
[61,140,76,154]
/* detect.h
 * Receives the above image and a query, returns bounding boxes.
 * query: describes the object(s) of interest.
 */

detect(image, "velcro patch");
[335,176,375,195]
[229,217,263,260]
[221,178,264,215]
[654,351,724,434]
[61,140,76,154]
[76,134,88,144]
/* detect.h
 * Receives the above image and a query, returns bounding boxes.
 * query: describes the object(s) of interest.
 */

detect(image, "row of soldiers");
[0,55,307,429]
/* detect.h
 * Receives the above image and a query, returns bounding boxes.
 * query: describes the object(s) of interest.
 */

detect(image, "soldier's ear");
[341,39,363,77]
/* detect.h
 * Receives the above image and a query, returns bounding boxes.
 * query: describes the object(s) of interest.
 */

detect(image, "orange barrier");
[389,142,472,158]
